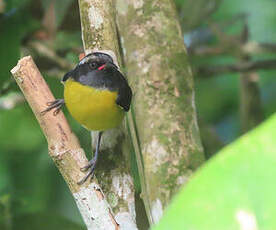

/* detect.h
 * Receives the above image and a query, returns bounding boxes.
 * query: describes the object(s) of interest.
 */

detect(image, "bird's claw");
[80,159,96,172]
[77,132,102,185]
[41,99,64,116]
[78,159,97,185]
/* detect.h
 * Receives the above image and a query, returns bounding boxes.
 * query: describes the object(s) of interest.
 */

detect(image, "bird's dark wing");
[116,83,132,111]
[114,71,132,112]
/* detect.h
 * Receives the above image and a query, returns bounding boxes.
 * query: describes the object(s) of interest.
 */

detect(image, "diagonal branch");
[10,56,119,230]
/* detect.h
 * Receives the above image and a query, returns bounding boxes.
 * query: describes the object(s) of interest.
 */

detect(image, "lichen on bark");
[79,0,120,60]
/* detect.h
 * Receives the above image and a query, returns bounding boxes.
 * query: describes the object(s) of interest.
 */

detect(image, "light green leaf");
[154,113,276,230]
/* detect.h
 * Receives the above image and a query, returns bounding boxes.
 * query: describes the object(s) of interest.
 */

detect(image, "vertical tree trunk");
[78,0,138,229]
[116,0,205,225]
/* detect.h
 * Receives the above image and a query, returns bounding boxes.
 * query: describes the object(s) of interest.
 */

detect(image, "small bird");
[42,52,132,184]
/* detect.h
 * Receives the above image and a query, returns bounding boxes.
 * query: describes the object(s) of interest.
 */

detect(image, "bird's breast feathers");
[64,79,125,131]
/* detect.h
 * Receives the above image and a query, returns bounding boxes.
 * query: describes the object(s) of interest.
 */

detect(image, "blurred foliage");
[0,0,85,229]
[154,113,276,230]
[178,0,276,157]
[0,0,275,229]
[41,0,74,28]
[0,3,38,86]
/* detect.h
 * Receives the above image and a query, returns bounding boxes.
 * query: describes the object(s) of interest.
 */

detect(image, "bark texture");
[10,56,119,230]
[78,0,137,229]
[116,0,205,224]
[79,0,120,59]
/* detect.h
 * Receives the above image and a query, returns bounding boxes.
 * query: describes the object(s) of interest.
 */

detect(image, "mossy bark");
[78,0,137,229]
[116,0,205,224]
[78,0,120,58]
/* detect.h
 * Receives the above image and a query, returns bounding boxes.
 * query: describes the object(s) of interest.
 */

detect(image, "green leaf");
[4,0,30,11]
[0,7,39,86]
[212,0,276,42]
[13,212,85,230]
[154,113,276,230]
[0,105,44,152]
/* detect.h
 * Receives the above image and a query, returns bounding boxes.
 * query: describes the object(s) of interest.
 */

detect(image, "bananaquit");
[42,52,132,184]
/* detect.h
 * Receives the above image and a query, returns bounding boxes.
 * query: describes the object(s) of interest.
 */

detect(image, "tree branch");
[197,59,276,76]
[10,56,119,230]
[189,42,276,57]
[242,42,276,54]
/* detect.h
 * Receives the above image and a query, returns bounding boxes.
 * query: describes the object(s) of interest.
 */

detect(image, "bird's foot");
[77,132,102,185]
[77,158,97,185]
[41,99,65,116]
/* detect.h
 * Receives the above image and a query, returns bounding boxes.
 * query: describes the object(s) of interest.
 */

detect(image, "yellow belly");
[64,79,125,131]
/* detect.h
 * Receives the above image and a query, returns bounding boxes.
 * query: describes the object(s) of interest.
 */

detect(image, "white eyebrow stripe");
[79,56,96,65]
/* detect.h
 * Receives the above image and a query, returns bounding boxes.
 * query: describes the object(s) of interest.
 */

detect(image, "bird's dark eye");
[89,62,97,69]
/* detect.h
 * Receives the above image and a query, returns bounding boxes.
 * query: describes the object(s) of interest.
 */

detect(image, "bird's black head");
[78,52,116,70]
[62,52,117,83]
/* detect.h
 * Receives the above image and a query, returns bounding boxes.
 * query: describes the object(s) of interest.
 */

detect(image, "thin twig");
[239,24,263,133]
[198,59,276,76]
[189,42,276,56]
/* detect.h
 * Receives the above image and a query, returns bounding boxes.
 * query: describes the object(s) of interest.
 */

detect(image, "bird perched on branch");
[42,52,132,184]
